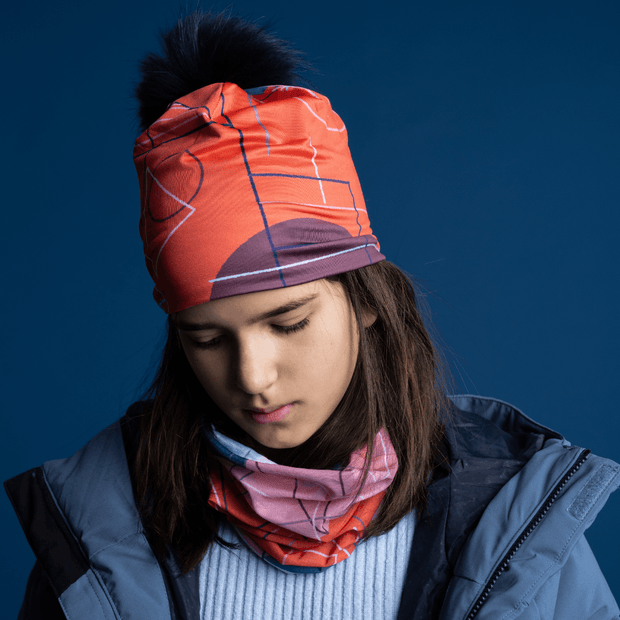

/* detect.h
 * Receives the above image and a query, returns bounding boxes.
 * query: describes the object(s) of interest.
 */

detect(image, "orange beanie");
[134,82,384,313]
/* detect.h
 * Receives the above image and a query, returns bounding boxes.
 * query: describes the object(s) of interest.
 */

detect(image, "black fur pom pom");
[134,10,313,132]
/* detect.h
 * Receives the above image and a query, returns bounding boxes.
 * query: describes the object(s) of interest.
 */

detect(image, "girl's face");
[175,279,373,450]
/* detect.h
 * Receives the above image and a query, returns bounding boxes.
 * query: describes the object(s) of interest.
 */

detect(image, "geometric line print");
[252,172,368,263]
[135,113,201,150]
[309,136,326,202]
[273,85,320,100]
[208,243,379,284]
[356,433,393,499]
[260,201,368,214]
[252,172,351,184]
[294,97,346,133]
[247,502,370,531]
[246,92,270,155]
[208,474,222,508]
[146,167,196,277]
[219,91,285,286]
[252,170,367,230]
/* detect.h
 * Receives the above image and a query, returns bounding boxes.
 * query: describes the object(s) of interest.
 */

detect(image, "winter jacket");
[5,395,620,619]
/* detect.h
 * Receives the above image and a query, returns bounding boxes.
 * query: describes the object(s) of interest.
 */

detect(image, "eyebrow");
[173,293,319,331]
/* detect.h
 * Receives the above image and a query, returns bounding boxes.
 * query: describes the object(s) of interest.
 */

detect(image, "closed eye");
[187,317,310,350]
[272,316,310,335]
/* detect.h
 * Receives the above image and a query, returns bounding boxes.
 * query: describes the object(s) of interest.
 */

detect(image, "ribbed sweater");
[199,514,414,619]
[199,430,414,619]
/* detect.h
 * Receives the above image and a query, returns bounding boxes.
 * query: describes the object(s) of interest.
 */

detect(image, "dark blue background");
[2,0,618,614]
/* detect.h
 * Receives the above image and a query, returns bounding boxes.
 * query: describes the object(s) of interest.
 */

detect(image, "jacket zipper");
[466,448,591,619]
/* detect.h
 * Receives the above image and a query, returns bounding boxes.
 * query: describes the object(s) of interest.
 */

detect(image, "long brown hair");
[134,260,448,573]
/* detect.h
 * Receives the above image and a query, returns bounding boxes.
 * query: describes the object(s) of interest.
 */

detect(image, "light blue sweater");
[199,513,415,620]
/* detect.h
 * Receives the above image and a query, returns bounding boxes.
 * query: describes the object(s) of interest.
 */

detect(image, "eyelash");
[190,317,310,350]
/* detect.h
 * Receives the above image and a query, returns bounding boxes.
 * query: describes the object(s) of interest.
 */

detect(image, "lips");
[247,403,293,425]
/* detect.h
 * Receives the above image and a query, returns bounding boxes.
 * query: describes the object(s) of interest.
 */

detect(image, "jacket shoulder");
[4,401,175,620]
[439,396,620,618]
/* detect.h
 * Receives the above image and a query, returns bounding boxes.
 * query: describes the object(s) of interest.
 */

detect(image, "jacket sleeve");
[529,535,619,620]
[17,561,66,620]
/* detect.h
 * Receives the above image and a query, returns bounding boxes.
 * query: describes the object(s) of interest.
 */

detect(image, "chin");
[251,427,308,451]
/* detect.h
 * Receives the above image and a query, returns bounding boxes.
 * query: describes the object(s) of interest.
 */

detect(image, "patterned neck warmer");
[205,427,398,574]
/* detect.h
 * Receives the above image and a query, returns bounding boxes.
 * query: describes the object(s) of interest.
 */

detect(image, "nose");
[235,336,278,395]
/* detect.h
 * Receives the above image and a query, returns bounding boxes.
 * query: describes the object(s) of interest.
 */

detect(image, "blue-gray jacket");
[5,395,620,619]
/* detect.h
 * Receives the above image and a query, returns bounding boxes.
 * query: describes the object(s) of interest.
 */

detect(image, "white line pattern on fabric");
[274,86,319,99]
[295,97,346,132]
[146,168,196,277]
[309,137,326,203]
[142,176,168,309]
[334,540,352,557]
[378,431,392,479]
[247,93,270,155]
[209,243,378,283]
[136,113,201,148]
[298,548,341,560]
[208,475,222,508]
[310,501,322,540]
[240,480,272,498]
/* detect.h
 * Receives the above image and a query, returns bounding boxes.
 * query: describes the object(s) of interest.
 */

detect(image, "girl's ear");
[361,307,378,328]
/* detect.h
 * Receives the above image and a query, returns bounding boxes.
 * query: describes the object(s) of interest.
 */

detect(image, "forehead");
[174,279,344,327]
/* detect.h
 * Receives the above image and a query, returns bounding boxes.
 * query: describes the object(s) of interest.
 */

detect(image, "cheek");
[306,319,358,384]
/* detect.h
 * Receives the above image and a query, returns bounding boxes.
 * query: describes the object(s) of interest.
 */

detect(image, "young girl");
[6,11,619,620]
